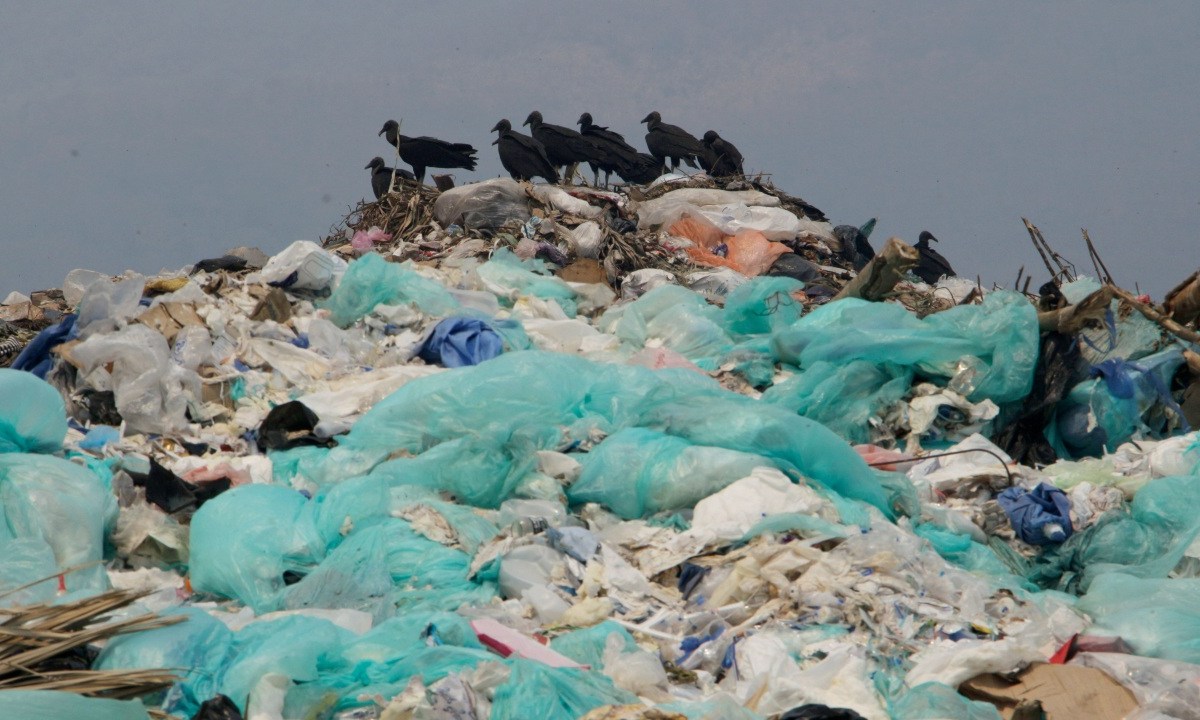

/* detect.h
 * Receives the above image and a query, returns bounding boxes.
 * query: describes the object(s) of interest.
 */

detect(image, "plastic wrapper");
[320,252,459,327]
[75,273,145,337]
[566,220,604,259]
[433,177,531,230]
[0,369,68,454]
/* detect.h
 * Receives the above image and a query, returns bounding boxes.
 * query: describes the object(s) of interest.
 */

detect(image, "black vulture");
[914,230,957,283]
[365,157,415,200]
[640,111,705,170]
[576,112,639,186]
[379,119,478,184]
[700,130,744,177]
[523,111,597,183]
[831,224,875,271]
[490,119,558,184]
[616,153,665,184]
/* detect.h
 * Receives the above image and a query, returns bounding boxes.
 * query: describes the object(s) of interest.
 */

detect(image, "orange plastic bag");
[668,217,789,276]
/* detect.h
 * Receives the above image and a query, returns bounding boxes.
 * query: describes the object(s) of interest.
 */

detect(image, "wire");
[867,447,1014,485]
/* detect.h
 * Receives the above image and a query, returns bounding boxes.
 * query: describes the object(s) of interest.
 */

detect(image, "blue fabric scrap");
[417,316,504,368]
[997,482,1073,545]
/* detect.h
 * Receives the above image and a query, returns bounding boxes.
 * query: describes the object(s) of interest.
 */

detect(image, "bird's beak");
[489,122,501,132]
[364,162,372,169]
[576,114,585,124]
[640,114,651,123]
[378,127,385,136]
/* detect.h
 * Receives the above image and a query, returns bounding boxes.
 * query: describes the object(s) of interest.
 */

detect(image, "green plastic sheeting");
[189,483,495,615]
[763,360,911,445]
[0,691,150,720]
[889,681,1002,720]
[0,369,67,454]
[0,453,116,597]
[549,621,639,669]
[329,351,912,519]
[598,284,731,369]
[477,249,580,316]
[1079,573,1200,664]
[722,276,805,337]
[490,659,636,720]
[569,428,770,519]
[772,290,1039,405]
[320,252,459,327]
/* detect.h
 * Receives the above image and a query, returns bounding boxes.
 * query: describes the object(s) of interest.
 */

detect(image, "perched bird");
[490,119,558,184]
[378,119,478,184]
[641,111,706,170]
[523,111,596,183]
[700,130,744,177]
[832,223,876,270]
[616,152,665,184]
[364,157,415,200]
[914,230,957,283]
[576,112,639,186]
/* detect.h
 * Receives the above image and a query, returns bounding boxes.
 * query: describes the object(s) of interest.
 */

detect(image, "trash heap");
[2,172,1200,720]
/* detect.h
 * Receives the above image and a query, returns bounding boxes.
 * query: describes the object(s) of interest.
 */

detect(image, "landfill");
[2,170,1200,720]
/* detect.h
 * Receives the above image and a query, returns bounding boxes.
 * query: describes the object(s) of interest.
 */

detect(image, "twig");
[1108,284,1200,345]
[1082,229,1115,284]
[1022,218,1059,285]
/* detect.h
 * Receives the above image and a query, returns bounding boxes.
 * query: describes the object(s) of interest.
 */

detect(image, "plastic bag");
[887,682,1001,720]
[569,428,770,519]
[75,273,146,337]
[598,285,732,368]
[772,290,1039,405]
[259,240,347,294]
[71,323,201,434]
[763,361,911,445]
[550,622,639,669]
[723,277,804,337]
[433,177,531,230]
[476,249,580,317]
[566,221,604,259]
[320,252,459,328]
[0,369,67,454]
[1078,573,1200,663]
[0,691,152,720]
[668,216,791,277]
[0,454,116,596]
[489,659,637,720]
[997,483,1073,545]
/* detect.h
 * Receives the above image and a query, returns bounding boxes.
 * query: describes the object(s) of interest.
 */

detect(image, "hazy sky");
[2,2,1196,297]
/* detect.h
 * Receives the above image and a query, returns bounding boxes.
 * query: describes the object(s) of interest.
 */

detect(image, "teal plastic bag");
[1079,573,1200,663]
[0,691,150,720]
[772,290,1039,405]
[762,360,911,444]
[477,249,579,317]
[219,615,354,711]
[722,276,804,337]
[320,252,459,327]
[189,484,325,612]
[95,608,234,718]
[0,454,116,595]
[889,681,1002,720]
[490,659,636,720]
[569,428,769,519]
[598,284,731,368]
[0,369,67,454]
[549,621,639,669]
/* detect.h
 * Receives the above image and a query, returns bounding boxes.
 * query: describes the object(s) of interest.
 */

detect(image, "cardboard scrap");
[135,302,205,343]
[960,662,1136,720]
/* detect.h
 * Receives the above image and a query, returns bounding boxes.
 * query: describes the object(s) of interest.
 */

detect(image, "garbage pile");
[2,173,1200,720]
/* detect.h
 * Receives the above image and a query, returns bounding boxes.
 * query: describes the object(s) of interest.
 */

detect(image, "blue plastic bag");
[417,316,504,367]
[997,483,1073,545]
[9,314,77,378]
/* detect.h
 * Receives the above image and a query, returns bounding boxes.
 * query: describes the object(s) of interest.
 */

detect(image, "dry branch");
[834,237,920,301]
[1108,284,1200,345]
[1037,286,1113,333]
[1164,269,1200,327]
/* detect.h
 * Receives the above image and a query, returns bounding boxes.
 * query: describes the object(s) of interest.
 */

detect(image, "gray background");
[2,2,1196,297]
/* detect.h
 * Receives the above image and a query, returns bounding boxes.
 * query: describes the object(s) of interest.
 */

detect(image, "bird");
[378,119,478,184]
[914,230,957,283]
[523,111,597,184]
[700,130,744,177]
[616,152,665,184]
[490,119,558,184]
[364,157,415,200]
[641,111,706,170]
[832,224,875,270]
[576,112,640,186]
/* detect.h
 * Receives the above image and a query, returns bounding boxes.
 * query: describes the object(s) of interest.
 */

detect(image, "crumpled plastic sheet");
[0,690,151,720]
[320,251,459,327]
[476,249,581,317]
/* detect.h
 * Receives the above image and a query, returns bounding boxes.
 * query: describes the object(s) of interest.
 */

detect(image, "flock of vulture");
[363,112,957,284]
[365,111,743,194]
